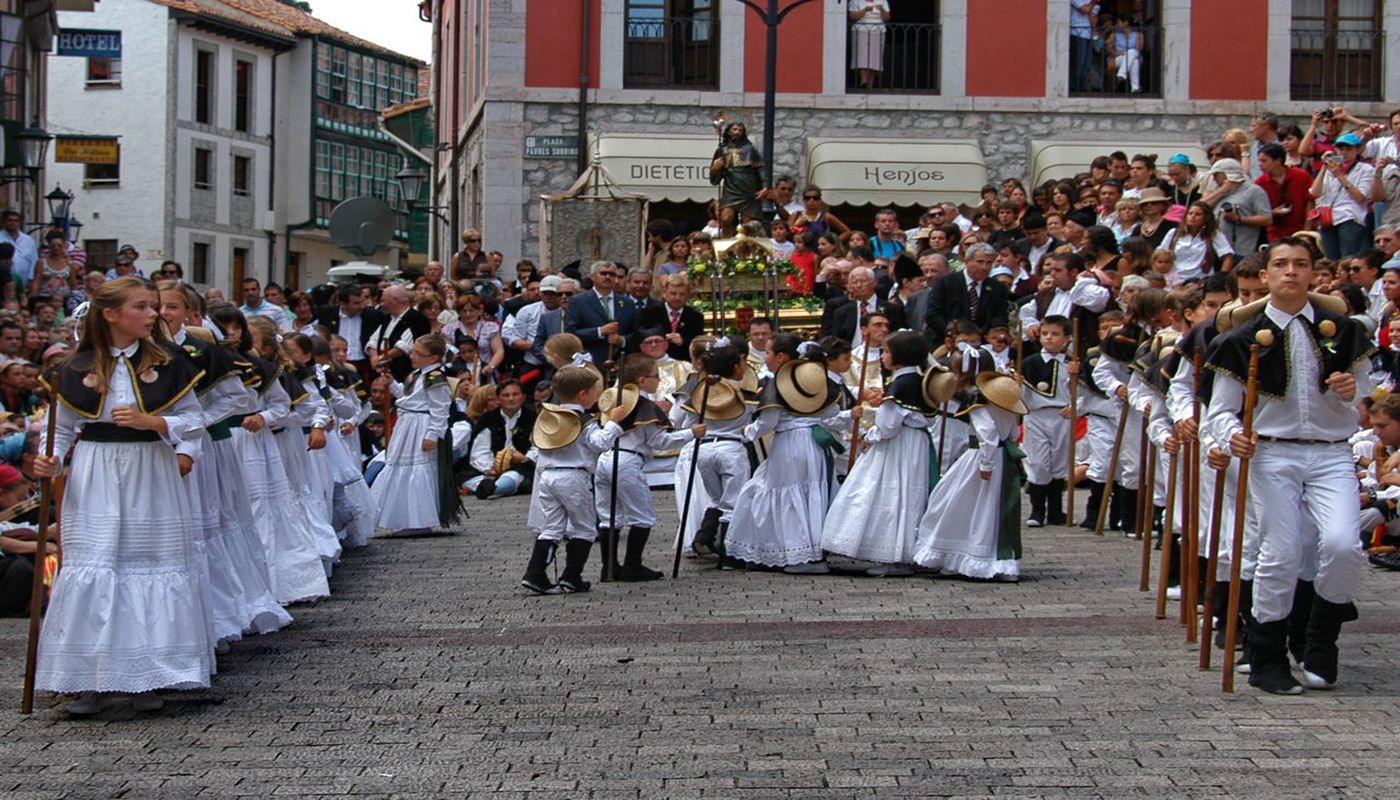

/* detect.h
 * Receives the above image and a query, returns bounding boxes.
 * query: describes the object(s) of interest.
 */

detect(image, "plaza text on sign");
[524,135,579,159]
[55,29,122,58]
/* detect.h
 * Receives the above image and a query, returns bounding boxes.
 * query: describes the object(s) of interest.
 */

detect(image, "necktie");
[603,294,613,321]
[968,280,980,319]
[670,308,680,332]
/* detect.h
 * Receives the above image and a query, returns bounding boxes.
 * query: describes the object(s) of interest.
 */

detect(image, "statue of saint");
[709,122,769,237]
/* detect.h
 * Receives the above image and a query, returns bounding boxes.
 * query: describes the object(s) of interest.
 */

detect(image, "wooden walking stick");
[1183,352,1206,640]
[1133,405,1151,542]
[672,376,715,579]
[1094,400,1131,537]
[1198,466,1229,670]
[1138,427,1157,591]
[602,357,624,583]
[1181,438,1198,635]
[1066,319,1080,524]
[21,397,58,715]
[1155,446,1180,617]
[847,342,872,471]
[1222,335,1266,692]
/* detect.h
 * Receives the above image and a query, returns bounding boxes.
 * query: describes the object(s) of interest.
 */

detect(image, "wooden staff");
[1066,319,1079,524]
[1094,401,1131,537]
[1154,447,1180,618]
[1222,335,1266,692]
[21,397,58,715]
[1133,405,1151,542]
[379,368,395,447]
[672,376,715,579]
[1137,412,1156,591]
[1183,350,1205,640]
[847,343,872,471]
[1198,466,1229,670]
[1014,316,1025,376]
[602,360,624,583]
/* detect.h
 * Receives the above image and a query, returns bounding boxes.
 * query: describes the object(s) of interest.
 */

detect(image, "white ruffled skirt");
[207,436,293,635]
[36,440,216,694]
[275,429,342,574]
[822,424,933,564]
[324,426,375,549]
[230,427,330,605]
[672,441,711,551]
[370,411,442,532]
[912,444,1019,580]
[726,427,834,568]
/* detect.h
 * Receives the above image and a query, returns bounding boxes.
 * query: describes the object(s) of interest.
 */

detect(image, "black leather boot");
[1287,579,1315,666]
[1107,483,1124,531]
[620,526,663,581]
[551,538,594,593]
[1300,596,1359,689]
[693,507,723,555]
[520,539,557,595]
[1079,480,1104,529]
[1118,486,1139,535]
[1026,483,1047,527]
[1247,616,1303,694]
[716,521,738,570]
[1046,478,1067,525]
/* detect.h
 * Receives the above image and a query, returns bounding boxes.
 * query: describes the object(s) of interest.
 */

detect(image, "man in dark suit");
[531,278,576,380]
[822,266,905,343]
[625,268,662,314]
[636,274,704,360]
[314,284,388,382]
[564,260,637,365]
[924,242,1010,343]
[366,284,431,381]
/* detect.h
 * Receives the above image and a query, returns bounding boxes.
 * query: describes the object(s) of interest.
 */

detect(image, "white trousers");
[696,440,751,522]
[594,450,656,527]
[1023,408,1069,484]
[1085,408,1140,488]
[528,469,597,542]
[1249,441,1364,623]
[1115,48,1142,91]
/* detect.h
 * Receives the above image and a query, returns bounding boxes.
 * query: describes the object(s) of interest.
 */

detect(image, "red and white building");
[423,0,1398,266]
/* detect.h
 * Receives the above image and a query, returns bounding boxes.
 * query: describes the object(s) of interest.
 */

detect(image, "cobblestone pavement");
[2,488,1399,798]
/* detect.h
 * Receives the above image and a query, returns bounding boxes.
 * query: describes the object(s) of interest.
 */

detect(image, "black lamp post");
[395,164,451,227]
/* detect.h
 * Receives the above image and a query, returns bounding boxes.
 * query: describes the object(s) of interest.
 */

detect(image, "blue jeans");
[1320,219,1370,260]
[1070,34,1094,92]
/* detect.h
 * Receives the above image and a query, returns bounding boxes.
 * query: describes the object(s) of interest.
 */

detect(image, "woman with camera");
[1310,132,1376,260]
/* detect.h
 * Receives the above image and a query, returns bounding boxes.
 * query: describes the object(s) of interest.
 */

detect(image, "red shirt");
[788,250,816,294]
[1255,167,1312,241]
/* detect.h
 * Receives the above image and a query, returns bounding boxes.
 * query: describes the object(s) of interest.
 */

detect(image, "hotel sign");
[56,29,122,58]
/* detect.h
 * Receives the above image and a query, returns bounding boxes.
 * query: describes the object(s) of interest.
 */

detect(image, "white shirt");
[1162,227,1234,281]
[1317,160,1376,227]
[502,299,546,364]
[848,0,888,26]
[368,311,415,356]
[1,229,37,282]
[1363,134,1399,163]
[1206,302,1370,445]
[469,407,524,472]
[1367,279,1387,327]
[338,310,365,361]
[241,300,292,333]
[849,295,879,347]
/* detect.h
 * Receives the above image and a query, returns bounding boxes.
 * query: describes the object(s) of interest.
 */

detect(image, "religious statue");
[709,121,769,237]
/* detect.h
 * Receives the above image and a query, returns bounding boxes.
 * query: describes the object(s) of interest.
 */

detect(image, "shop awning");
[1029,140,1210,187]
[804,138,987,207]
[589,134,718,204]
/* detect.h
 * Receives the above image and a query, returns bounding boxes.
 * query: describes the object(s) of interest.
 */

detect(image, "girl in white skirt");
[158,282,290,648]
[34,276,216,715]
[726,335,847,573]
[669,335,715,554]
[371,333,454,534]
[821,331,942,576]
[209,306,330,606]
[311,336,377,549]
[329,335,374,467]
[247,317,342,575]
[913,372,1028,582]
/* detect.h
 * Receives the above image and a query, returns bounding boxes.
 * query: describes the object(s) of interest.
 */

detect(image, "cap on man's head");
[1335,132,1363,147]
[539,275,564,293]
[1204,158,1247,183]
[1168,153,1193,166]
[119,243,138,255]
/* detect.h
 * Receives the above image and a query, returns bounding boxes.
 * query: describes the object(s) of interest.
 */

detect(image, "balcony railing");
[624,15,719,90]
[1069,25,1163,98]
[1291,28,1383,102]
[846,21,940,94]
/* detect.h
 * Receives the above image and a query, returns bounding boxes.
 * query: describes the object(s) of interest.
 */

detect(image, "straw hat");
[183,325,216,344]
[534,403,583,449]
[1215,292,1347,332]
[774,359,835,415]
[976,371,1028,415]
[696,377,747,421]
[1137,186,1170,206]
[597,383,640,419]
[922,365,958,406]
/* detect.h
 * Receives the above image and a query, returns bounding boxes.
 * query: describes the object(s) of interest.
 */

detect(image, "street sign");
[524,135,579,159]
[55,29,122,58]
[54,137,120,165]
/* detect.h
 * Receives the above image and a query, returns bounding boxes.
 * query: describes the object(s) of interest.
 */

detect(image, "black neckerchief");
[1204,303,1373,402]
[1021,353,1063,399]
[43,342,203,420]
[1079,347,1110,398]
[1100,322,1146,364]
[885,370,936,416]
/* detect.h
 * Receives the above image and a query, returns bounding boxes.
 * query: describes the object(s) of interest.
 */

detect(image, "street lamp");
[394,164,450,226]
[67,217,83,241]
[45,186,73,223]
[16,127,52,175]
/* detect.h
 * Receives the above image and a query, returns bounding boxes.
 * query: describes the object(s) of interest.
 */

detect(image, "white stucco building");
[48,0,422,293]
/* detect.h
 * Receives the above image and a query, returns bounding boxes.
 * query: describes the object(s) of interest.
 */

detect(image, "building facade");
[428,0,1400,269]
[49,0,424,293]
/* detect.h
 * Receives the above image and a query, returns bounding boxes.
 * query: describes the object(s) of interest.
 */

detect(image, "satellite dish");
[328,197,396,258]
